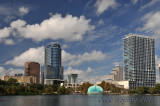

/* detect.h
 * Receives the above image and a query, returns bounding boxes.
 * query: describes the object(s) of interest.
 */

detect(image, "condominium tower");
[123,34,156,89]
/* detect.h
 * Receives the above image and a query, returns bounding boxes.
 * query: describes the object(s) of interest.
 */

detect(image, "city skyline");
[0,0,160,83]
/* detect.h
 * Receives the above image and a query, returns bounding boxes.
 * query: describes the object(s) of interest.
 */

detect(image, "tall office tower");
[25,62,40,84]
[123,34,156,89]
[44,42,63,80]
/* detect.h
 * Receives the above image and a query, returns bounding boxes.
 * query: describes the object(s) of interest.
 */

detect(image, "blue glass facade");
[44,42,63,80]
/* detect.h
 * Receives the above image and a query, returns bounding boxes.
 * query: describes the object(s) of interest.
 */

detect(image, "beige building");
[1,75,36,84]
[108,66,123,81]
[65,83,79,89]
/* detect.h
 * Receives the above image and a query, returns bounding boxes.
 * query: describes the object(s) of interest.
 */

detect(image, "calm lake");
[0,95,159,106]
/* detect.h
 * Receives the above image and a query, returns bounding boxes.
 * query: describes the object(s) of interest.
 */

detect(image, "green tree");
[81,82,92,94]
[136,87,145,94]
[27,86,32,92]
[128,89,137,94]
[11,86,17,95]
[7,78,17,85]
[104,82,110,91]
[45,86,54,94]
[155,83,160,93]
[0,85,5,95]
[149,87,155,94]
[5,86,12,95]
[0,79,7,85]
[98,81,105,89]
[33,88,39,94]
[16,85,25,94]
[57,86,66,95]
[65,87,74,94]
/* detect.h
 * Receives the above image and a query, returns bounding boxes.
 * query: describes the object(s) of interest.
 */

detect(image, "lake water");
[0,95,159,106]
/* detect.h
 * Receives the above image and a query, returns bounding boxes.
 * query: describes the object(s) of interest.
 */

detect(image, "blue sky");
[0,0,160,83]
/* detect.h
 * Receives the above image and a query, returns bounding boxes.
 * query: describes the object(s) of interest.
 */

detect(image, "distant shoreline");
[1,93,160,96]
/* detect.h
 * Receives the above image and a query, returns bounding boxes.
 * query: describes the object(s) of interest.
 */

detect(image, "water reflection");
[0,95,159,106]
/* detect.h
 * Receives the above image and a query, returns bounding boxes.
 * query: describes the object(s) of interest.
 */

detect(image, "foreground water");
[0,95,159,106]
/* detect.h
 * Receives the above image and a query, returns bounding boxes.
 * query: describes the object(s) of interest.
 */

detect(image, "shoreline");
[1,93,160,96]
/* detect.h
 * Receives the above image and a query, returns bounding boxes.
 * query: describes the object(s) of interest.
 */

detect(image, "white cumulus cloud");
[95,0,119,15]
[0,67,24,78]
[62,44,68,49]
[0,27,11,40]
[4,39,15,45]
[0,14,94,43]
[138,11,160,39]
[64,67,108,83]
[62,50,107,66]
[19,6,29,16]
[5,46,106,67]
[5,46,44,67]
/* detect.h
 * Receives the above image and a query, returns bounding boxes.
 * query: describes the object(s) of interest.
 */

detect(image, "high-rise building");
[123,34,156,89]
[113,66,123,81]
[67,74,78,84]
[65,74,79,89]
[42,42,64,84]
[25,62,40,84]
[108,66,123,81]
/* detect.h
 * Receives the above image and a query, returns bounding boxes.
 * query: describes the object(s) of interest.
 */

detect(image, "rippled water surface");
[0,95,159,106]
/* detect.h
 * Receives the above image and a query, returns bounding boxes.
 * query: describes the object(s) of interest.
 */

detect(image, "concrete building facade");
[25,62,40,84]
[108,66,123,81]
[1,75,36,84]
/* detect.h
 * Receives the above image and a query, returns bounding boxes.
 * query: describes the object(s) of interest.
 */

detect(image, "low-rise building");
[44,79,64,85]
[1,75,36,84]
[97,80,129,89]
[65,83,79,89]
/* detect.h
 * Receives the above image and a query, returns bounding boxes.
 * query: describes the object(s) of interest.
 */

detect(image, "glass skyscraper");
[123,34,156,89]
[44,42,63,80]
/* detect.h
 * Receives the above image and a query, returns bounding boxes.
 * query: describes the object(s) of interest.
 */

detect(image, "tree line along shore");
[0,79,160,95]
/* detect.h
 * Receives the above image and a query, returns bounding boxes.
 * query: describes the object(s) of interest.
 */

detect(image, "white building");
[123,34,156,89]
[97,80,129,89]
[108,66,123,81]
